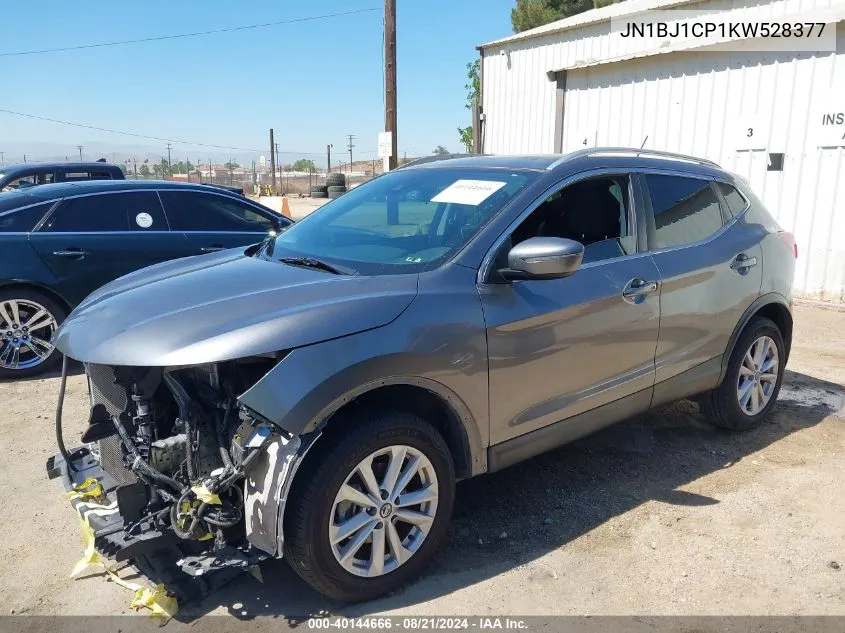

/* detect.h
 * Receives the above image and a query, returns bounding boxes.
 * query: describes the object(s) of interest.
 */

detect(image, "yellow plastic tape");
[70,515,102,578]
[191,483,221,505]
[68,498,179,621]
[67,478,104,502]
[129,583,178,621]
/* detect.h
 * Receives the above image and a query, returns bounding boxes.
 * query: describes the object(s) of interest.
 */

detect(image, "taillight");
[778,231,798,258]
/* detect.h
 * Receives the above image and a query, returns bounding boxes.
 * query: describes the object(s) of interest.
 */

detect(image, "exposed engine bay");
[48,356,305,600]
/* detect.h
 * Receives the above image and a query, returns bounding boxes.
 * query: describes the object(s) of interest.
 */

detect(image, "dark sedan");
[0,180,290,377]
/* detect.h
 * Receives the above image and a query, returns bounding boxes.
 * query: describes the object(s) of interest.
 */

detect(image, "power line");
[0,7,381,57]
[0,108,352,155]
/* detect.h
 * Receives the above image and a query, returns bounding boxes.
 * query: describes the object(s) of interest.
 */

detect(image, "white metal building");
[478,0,845,301]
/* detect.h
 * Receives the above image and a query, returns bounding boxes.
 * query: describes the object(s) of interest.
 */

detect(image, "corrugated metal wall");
[482,7,845,300]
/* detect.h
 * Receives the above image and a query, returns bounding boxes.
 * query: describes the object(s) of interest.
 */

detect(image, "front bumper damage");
[47,389,311,603]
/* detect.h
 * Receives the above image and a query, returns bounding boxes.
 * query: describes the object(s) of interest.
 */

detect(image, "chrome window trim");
[0,199,59,217]
[637,168,742,255]
[478,167,642,284]
[30,230,267,236]
[0,199,60,233]
[156,188,285,231]
[31,187,281,234]
[37,189,171,233]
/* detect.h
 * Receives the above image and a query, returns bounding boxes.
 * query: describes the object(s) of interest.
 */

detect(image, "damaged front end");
[47,356,310,601]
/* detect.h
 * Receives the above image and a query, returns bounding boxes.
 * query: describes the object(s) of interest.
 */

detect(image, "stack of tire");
[311,173,347,199]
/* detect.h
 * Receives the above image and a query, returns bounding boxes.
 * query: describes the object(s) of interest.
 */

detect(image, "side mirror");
[499,237,584,281]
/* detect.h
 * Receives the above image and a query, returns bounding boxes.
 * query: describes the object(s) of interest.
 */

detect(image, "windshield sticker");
[431,179,507,206]
[135,212,154,228]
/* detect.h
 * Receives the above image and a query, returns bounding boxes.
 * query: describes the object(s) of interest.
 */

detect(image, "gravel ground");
[0,302,842,621]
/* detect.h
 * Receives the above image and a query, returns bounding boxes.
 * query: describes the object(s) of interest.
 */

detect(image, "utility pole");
[0,151,4,167]
[133,157,137,178]
[347,134,355,175]
[385,0,398,170]
[166,143,172,178]
[209,157,213,183]
[327,144,333,173]
[269,129,276,194]
[275,142,282,193]
[76,145,83,161]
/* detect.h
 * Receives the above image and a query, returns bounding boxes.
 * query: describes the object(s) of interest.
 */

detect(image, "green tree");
[458,127,473,153]
[139,163,151,178]
[432,145,450,155]
[224,161,240,171]
[292,158,317,171]
[512,0,561,32]
[511,0,622,32]
[151,163,163,178]
[457,59,481,153]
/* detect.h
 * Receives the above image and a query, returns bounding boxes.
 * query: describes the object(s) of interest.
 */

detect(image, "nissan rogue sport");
[48,149,796,603]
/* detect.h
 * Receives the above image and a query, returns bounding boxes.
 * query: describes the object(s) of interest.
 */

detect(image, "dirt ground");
[0,302,842,621]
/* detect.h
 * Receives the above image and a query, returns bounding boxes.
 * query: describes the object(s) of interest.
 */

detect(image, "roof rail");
[547,147,720,170]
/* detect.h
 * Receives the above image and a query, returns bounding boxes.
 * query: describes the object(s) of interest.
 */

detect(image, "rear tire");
[700,316,785,430]
[0,288,66,379]
[284,411,455,602]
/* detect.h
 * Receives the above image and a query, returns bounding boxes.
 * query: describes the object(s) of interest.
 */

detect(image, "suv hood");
[54,249,418,366]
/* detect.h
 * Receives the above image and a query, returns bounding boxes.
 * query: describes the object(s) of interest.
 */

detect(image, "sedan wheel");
[329,445,439,578]
[0,298,58,372]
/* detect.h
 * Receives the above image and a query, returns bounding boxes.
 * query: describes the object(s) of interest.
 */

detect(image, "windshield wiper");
[279,256,354,275]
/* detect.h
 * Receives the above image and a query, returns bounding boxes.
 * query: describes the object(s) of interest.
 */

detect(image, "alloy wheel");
[0,299,57,371]
[736,335,779,416]
[328,445,439,578]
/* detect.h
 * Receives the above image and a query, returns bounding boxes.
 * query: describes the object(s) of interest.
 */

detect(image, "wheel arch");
[303,378,485,481]
[0,281,72,316]
[719,293,793,385]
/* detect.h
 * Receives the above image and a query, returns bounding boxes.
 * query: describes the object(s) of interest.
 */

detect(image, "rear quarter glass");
[0,203,54,232]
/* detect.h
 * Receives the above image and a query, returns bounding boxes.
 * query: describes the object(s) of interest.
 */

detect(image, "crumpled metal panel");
[243,434,302,556]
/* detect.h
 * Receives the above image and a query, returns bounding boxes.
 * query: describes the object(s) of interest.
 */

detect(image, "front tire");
[700,316,786,430]
[0,289,66,379]
[284,411,455,602]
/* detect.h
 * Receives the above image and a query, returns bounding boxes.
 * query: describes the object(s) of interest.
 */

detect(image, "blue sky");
[0,1,514,165]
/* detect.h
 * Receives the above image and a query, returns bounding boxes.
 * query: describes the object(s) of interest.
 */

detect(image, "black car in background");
[0,180,290,377]
[0,162,125,191]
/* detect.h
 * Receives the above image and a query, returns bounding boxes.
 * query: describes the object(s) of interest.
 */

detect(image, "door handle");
[200,246,225,253]
[622,278,659,302]
[52,249,89,259]
[730,253,758,271]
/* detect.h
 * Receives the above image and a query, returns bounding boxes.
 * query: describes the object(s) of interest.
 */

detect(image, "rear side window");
[42,192,166,232]
[1,172,55,192]
[62,170,115,182]
[645,175,725,249]
[0,203,54,232]
[159,191,275,232]
[716,182,749,217]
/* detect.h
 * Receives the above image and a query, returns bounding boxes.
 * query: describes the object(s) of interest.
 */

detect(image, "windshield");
[267,168,536,275]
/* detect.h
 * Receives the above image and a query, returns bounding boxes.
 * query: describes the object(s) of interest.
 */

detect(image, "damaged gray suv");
[49,150,796,602]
